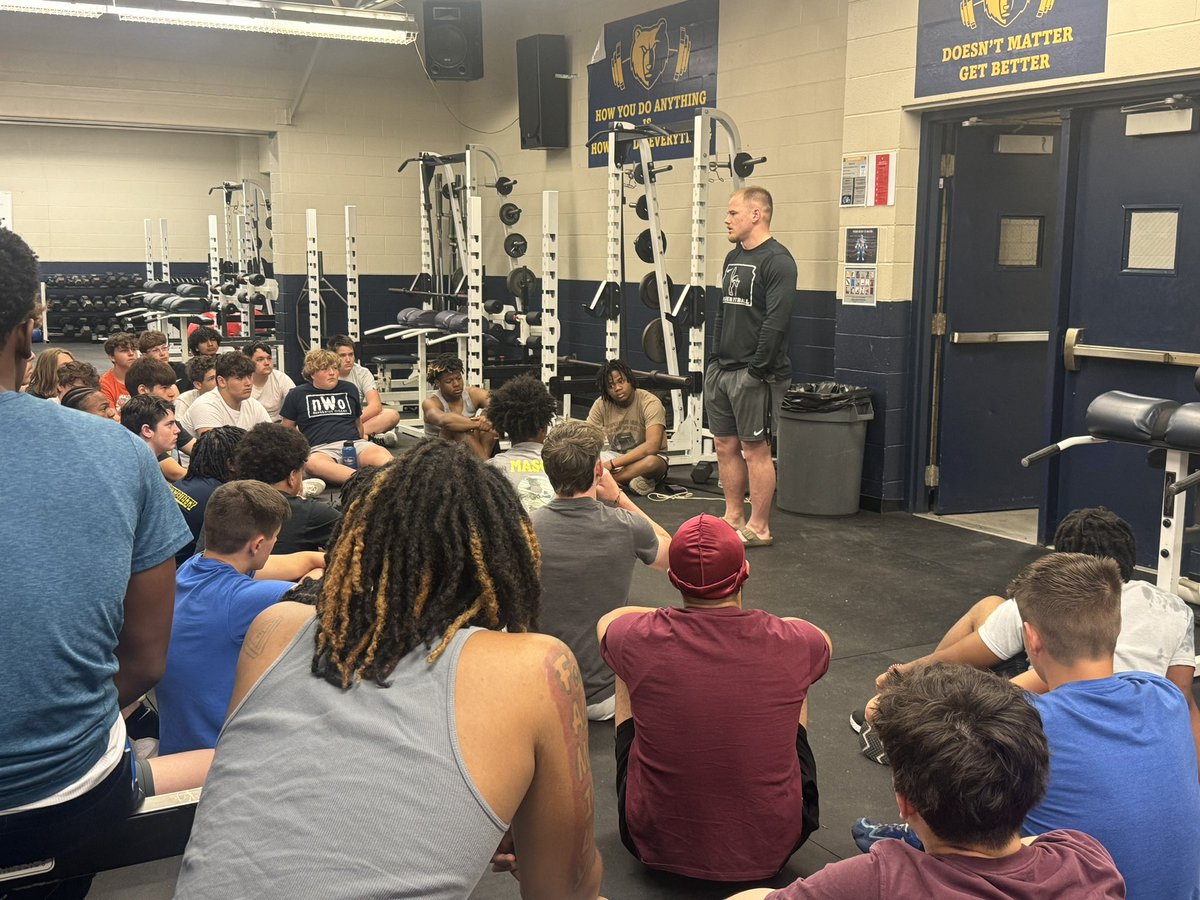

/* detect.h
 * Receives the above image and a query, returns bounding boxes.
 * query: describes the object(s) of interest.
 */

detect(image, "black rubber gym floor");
[468,480,1048,899]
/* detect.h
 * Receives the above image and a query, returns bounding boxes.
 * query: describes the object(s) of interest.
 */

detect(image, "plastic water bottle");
[340,440,359,470]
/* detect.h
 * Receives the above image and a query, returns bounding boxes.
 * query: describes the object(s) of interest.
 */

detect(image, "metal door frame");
[906,76,1200,544]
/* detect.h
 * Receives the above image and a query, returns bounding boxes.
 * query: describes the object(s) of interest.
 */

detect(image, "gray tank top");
[424,389,478,438]
[175,621,507,900]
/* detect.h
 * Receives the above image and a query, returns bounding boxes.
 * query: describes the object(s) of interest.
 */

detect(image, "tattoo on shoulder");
[243,612,285,660]
[546,650,596,879]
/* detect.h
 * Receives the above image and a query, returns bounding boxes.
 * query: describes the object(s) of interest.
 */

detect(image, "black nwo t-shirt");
[280,381,362,447]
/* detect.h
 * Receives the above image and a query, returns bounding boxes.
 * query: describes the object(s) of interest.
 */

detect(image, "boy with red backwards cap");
[596,513,832,883]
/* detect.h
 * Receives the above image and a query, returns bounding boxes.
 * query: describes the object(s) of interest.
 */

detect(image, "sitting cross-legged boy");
[329,333,400,442]
[726,664,1125,900]
[587,359,669,496]
[154,481,298,754]
[279,348,393,486]
[421,354,496,459]
[598,514,830,882]
[486,373,557,512]
[532,419,671,721]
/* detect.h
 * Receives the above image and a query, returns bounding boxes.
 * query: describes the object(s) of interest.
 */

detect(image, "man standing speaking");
[704,186,795,547]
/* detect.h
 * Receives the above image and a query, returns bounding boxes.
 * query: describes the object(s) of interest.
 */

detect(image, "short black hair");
[215,350,255,380]
[486,374,556,443]
[121,394,173,436]
[126,357,177,395]
[597,358,637,401]
[426,354,463,385]
[186,354,216,387]
[242,341,274,359]
[0,229,39,344]
[188,325,221,354]
[327,334,355,353]
[1052,507,1136,581]
[62,386,103,412]
[874,663,1049,851]
[235,423,311,485]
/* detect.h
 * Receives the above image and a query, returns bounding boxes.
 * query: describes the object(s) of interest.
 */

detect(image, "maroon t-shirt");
[601,606,830,881]
[766,830,1125,899]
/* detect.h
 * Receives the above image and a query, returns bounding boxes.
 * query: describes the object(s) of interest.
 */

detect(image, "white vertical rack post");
[159,218,171,284]
[344,205,360,342]
[143,219,156,283]
[305,209,321,352]
[540,190,562,407]
[466,196,484,387]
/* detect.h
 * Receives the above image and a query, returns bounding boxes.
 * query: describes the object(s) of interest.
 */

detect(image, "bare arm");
[1166,664,1200,780]
[611,423,665,470]
[1010,668,1049,694]
[362,388,384,421]
[596,605,661,644]
[595,468,671,571]
[280,418,297,430]
[113,557,177,707]
[159,457,187,482]
[877,632,1004,691]
[422,397,487,434]
[254,551,324,582]
[724,891,773,900]
[226,602,315,716]
[511,646,603,900]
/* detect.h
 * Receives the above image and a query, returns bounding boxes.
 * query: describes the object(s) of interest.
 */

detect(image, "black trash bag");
[782,381,873,413]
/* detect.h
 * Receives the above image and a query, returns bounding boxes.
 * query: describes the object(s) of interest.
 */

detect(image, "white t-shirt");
[979,579,1196,674]
[251,370,297,422]
[189,390,272,433]
[174,389,199,432]
[345,364,378,405]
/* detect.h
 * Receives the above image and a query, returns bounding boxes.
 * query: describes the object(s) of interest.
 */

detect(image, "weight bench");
[1023,389,1200,630]
[0,788,199,892]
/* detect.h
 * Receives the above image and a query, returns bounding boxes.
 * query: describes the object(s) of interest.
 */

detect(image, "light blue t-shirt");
[1025,672,1200,900]
[0,392,191,809]
[156,555,294,753]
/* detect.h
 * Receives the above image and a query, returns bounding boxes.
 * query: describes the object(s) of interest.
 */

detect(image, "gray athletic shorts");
[704,366,788,442]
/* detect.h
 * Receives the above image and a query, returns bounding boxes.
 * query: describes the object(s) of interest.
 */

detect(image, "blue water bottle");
[340,440,359,470]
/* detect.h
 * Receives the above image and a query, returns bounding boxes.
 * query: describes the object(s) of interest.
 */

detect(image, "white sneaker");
[302,478,326,499]
[629,475,656,496]
[372,430,398,447]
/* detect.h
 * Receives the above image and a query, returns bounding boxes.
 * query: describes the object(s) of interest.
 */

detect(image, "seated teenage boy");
[330,334,400,443]
[725,664,1125,900]
[598,514,830,882]
[421,354,495,460]
[174,354,216,435]
[99,331,138,415]
[532,419,671,721]
[127,356,196,480]
[234,423,340,553]
[54,360,99,400]
[244,341,295,423]
[139,329,187,386]
[280,348,392,486]
[587,359,668,496]
[855,507,1199,770]
[486,373,556,512]
[188,350,272,436]
[154,480,297,753]
[120,394,181,467]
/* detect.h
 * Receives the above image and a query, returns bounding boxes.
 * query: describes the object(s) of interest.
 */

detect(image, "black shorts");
[615,718,820,867]
[0,742,149,868]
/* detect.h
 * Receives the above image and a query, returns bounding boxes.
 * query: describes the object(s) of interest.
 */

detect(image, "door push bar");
[1063,327,1200,371]
[950,331,1049,344]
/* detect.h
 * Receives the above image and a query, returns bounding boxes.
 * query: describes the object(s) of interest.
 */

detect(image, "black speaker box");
[423,1,483,81]
[516,34,568,150]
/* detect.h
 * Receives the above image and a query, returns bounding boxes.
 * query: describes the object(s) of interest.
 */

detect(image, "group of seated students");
[3,223,1199,899]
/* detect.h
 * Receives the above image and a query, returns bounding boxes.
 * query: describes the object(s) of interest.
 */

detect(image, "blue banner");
[586,0,719,168]
[915,0,1108,98]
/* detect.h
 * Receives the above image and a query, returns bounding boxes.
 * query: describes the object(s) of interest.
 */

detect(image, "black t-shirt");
[279,381,362,447]
[170,476,224,563]
[172,361,190,393]
[274,493,340,554]
[713,237,797,379]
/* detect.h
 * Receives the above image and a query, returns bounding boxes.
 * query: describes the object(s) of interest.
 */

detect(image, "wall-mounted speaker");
[423,1,483,81]
[516,34,568,150]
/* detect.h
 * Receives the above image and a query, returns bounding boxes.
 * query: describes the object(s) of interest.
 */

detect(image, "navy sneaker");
[850,818,925,854]
[858,719,890,766]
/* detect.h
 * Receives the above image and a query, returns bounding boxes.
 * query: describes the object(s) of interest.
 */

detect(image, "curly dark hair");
[0,229,39,343]
[215,349,255,380]
[1052,507,1136,582]
[235,423,311,485]
[185,354,216,387]
[103,332,137,357]
[188,325,221,354]
[596,358,637,402]
[56,360,99,392]
[486,373,556,443]
[183,425,247,482]
[426,354,463,385]
[312,440,542,689]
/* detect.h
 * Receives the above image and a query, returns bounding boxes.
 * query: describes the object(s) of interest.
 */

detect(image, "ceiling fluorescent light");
[175,0,416,25]
[112,3,416,42]
[0,0,105,16]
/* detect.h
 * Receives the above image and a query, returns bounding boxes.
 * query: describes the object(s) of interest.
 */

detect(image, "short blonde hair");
[303,348,340,380]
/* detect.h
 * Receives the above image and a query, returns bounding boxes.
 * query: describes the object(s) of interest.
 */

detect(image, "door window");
[1123,207,1179,274]
[998,216,1043,268]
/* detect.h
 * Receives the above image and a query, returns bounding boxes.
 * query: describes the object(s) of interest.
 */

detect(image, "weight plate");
[503,233,529,259]
[639,272,675,310]
[506,266,536,297]
[634,229,667,264]
[635,195,649,221]
[631,165,645,185]
[495,176,515,196]
[642,319,667,364]
[499,202,522,226]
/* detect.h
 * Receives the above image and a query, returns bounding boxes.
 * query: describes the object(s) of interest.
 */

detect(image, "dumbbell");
[78,324,93,341]
[79,297,94,311]
[484,299,505,315]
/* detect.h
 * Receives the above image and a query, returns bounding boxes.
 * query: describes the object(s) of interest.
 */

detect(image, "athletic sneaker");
[858,720,890,766]
[302,478,326,499]
[850,818,924,854]
[849,708,866,734]
[629,475,657,496]
[372,430,398,448]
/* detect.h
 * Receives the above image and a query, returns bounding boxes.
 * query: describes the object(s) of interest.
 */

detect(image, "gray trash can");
[777,385,874,516]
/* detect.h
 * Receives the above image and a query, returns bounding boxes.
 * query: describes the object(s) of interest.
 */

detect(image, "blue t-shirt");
[156,555,294,753]
[1025,672,1200,900]
[0,392,190,808]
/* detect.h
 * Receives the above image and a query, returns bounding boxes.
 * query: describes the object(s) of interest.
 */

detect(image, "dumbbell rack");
[43,272,149,343]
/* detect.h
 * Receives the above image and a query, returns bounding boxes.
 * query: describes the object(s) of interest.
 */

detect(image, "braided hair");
[426,354,464,385]
[1052,507,1136,581]
[313,440,541,689]
[184,426,247,482]
[486,373,556,443]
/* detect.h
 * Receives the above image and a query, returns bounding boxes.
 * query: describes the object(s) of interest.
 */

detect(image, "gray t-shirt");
[488,442,554,513]
[530,497,658,703]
